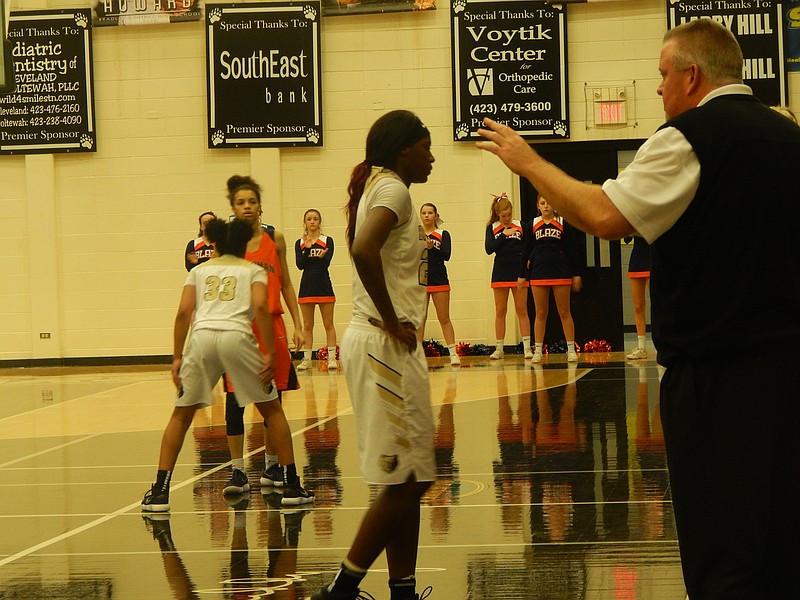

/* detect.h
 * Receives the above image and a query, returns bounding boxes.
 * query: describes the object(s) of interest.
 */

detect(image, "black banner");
[451,0,568,142]
[206,2,323,149]
[667,1,787,106]
[0,9,96,155]
[92,0,203,26]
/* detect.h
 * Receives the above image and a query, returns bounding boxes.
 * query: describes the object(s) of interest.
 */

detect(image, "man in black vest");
[477,18,800,600]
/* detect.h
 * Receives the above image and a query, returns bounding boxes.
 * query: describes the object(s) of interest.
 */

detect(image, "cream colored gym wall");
[2,0,797,361]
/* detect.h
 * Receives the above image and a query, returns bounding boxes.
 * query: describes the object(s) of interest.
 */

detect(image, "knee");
[225,393,245,436]
[258,399,283,420]
[172,407,196,428]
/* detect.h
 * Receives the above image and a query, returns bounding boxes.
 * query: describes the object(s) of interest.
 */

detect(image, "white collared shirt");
[602,84,753,243]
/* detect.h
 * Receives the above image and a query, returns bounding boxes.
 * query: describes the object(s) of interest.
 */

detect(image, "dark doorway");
[519,139,645,351]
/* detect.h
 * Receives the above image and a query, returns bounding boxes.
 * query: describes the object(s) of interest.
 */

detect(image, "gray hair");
[663,19,743,85]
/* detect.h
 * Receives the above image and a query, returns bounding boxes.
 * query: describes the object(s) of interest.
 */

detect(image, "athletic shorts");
[177,329,278,408]
[340,319,436,485]
[224,313,299,394]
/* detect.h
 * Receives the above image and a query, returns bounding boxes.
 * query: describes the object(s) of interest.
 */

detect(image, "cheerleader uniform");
[524,216,574,286]
[295,235,335,303]
[627,236,651,279]
[184,237,214,272]
[485,219,526,288]
[425,228,452,293]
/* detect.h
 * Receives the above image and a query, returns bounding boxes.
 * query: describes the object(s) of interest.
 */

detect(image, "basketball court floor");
[0,352,686,599]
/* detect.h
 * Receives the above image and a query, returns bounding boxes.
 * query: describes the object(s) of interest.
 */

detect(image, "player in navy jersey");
[419,203,460,366]
[523,196,581,363]
[484,193,532,360]
[184,211,216,271]
[626,236,651,360]
[295,209,338,371]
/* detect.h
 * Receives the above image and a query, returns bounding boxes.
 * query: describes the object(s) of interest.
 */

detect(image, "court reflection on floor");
[0,358,684,600]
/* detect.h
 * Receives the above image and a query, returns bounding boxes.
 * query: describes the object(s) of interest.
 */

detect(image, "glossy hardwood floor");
[0,352,686,599]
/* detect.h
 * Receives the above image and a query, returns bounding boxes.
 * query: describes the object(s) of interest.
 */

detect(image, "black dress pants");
[660,355,800,600]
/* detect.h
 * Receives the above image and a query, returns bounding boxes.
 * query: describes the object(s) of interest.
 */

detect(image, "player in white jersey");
[311,110,436,600]
[141,218,312,513]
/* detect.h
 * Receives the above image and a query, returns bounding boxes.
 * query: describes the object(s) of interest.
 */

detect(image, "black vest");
[651,94,800,363]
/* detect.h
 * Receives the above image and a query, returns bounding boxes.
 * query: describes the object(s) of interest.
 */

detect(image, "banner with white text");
[667,1,787,106]
[451,0,568,142]
[92,1,203,27]
[206,2,322,149]
[0,9,96,155]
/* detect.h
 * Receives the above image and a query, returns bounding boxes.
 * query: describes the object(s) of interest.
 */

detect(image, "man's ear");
[686,63,702,95]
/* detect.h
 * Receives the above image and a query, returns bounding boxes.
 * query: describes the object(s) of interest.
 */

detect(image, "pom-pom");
[582,340,612,364]
[462,343,493,356]
[582,339,612,353]
[315,346,340,360]
[452,342,491,356]
[423,339,446,357]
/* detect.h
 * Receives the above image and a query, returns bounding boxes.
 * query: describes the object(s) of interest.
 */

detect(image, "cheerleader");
[484,193,532,360]
[184,211,216,271]
[419,203,460,366]
[626,235,651,360]
[295,209,338,370]
[524,195,580,363]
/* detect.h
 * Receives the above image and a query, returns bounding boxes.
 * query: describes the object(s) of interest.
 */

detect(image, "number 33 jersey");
[185,255,267,334]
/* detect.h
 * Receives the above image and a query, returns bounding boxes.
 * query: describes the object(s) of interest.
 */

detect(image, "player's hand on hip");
[387,321,418,354]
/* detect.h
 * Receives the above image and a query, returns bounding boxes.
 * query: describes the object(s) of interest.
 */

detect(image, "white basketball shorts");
[177,329,278,408]
[340,319,435,485]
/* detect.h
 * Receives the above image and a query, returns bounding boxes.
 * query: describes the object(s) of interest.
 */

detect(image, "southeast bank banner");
[667,1,787,106]
[206,2,322,148]
[92,1,203,26]
[451,0,568,142]
[1,9,96,155]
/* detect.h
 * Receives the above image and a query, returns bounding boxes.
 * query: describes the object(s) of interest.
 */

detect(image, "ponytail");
[345,161,371,249]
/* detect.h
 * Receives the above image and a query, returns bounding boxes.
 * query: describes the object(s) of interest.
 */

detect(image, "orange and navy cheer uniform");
[627,235,651,279]
[184,237,214,272]
[523,216,574,286]
[295,235,335,304]
[425,228,452,292]
[485,219,527,288]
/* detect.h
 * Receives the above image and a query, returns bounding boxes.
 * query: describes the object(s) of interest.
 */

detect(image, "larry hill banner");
[451,0,568,142]
[206,2,323,148]
[667,0,788,106]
